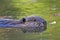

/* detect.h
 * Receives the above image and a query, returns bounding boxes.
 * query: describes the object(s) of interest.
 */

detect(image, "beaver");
[19,16,47,33]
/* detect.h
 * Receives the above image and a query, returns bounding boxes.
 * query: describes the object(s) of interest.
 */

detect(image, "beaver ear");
[22,18,26,22]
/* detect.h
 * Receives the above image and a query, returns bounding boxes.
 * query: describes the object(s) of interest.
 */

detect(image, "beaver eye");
[22,18,26,22]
